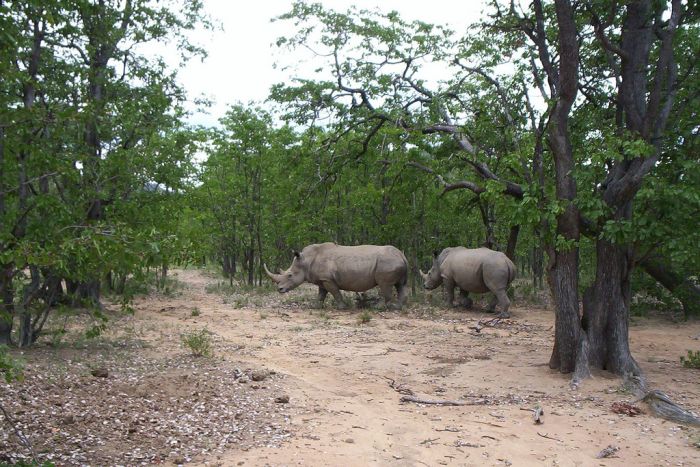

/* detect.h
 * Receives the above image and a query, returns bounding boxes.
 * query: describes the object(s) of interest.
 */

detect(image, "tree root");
[625,375,700,427]
[570,332,591,388]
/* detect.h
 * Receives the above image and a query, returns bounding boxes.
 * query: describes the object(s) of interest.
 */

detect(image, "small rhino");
[420,247,516,317]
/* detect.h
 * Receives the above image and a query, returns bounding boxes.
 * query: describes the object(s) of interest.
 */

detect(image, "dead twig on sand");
[537,432,561,442]
[473,420,505,428]
[400,395,489,406]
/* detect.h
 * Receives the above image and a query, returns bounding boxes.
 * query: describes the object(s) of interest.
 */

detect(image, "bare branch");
[453,60,515,126]
[407,161,485,196]
[589,6,628,60]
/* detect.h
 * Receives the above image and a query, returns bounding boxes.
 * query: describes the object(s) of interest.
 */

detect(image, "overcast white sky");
[165,0,490,127]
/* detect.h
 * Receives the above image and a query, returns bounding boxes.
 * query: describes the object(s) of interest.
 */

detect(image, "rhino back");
[308,244,407,292]
[443,247,512,293]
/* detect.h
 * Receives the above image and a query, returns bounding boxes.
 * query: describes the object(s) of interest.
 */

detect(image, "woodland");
[1,1,700,459]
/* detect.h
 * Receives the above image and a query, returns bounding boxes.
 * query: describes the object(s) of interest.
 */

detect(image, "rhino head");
[420,250,443,290]
[264,250,306,293]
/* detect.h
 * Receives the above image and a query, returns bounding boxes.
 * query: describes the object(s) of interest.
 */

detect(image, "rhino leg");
[457,289,473,308]
[379,284,398,310]
[322,281,348,309]
[443,278,456,307]
[489,289,511,318]
[316,286,328,308]
[395,282,408,310]
[487,294,497,312]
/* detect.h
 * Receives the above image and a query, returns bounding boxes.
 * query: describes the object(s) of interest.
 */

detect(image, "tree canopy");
[1,0,698,385]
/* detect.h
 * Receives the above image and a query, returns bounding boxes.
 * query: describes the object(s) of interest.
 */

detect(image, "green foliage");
[0,345,24,383]
[680,350,700,369]
[180,328,213,357]
[0,0,210,346]
[357,310,372,325]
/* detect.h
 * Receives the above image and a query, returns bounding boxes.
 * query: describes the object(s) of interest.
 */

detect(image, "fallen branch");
[470,317,513,333]
[400,395,489,406]
[596,445,619,459]
[537,432,561,442]
[472,420,505,428]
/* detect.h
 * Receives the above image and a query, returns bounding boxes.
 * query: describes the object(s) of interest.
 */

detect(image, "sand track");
[145,269,700,466]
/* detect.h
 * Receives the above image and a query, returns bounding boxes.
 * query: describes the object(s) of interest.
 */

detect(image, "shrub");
[181,328,213,357]
[0,345,24,383]
[680,350,700,369]
[357,310,372,324]
[191,307,201,317]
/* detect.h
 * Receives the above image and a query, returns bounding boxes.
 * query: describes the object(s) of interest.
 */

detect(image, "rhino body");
[265,242,409,309]
[421,247,516,317]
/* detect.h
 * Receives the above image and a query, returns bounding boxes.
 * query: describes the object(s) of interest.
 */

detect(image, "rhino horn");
[263,263,284,283]
[419,269,428,281]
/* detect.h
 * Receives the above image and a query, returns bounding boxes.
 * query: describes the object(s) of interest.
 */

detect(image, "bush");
[357,310,372,324]
[680,350,700,369]
[191,307,201,317]
[181,328,213,357]
[0,345,24,383]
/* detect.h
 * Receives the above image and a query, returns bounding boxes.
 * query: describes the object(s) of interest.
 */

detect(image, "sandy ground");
[2,268,699,466]
[140,269,700,467]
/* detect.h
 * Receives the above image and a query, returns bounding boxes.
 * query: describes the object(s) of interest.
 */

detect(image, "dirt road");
[138,269,700,466]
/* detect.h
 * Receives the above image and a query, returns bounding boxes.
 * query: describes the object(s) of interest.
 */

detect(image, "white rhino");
[264,242,409,309]
[420,247,516,317]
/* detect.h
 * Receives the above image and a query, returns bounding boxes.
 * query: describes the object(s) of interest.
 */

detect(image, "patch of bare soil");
[0,300,291,465]
[3,268,700,466]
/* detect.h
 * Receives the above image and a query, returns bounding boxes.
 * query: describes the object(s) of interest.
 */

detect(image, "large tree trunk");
[0,265,14,346]
[66,279,101,307]
[478,201,495,249]
[583,237,641,375]
[532,240,545,289]
[546,244,581,373]
[543,0,585,376]
[505,225,520,261]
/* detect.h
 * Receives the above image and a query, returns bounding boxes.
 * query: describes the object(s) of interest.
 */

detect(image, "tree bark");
[0,266,14,346]
[583,235,641,375]
[505,225,520,261]
[544,0,584,375]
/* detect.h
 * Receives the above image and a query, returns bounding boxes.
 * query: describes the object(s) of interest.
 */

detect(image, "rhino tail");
[398,249,410,285]
[507,258,516,284]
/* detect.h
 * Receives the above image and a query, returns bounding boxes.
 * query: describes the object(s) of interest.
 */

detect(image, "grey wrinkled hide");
[423,247,516,317]
[265,242,409,310]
